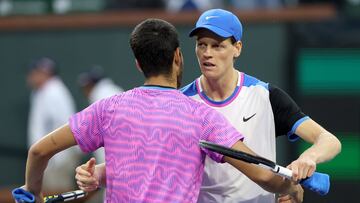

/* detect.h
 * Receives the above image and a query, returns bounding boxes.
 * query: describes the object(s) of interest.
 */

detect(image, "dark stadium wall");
[0,24,288,185]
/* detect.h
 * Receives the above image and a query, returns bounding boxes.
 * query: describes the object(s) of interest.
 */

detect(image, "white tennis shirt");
[182,71,308,203]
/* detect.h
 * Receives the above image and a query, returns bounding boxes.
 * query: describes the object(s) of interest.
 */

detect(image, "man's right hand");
[278,184,304,203]
[75,158,99,192]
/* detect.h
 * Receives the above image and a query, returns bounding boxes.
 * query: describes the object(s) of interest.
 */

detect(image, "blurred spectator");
[78,66,124,106]
[105,0,165,10]
[166,0,223,12]
[230,0,283,10]
[26,57,80,192]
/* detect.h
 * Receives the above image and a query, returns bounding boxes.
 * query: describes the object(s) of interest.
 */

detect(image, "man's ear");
[174,47,182,66]
[234,41,242,58]
[135,59,143,73]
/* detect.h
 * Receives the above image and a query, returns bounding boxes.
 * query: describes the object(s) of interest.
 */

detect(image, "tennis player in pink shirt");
[21,18,302,203]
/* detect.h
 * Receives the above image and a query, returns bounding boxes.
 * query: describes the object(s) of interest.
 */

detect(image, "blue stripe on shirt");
[287,116,310,142]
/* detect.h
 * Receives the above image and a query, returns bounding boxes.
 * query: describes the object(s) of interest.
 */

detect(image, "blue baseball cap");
[189,9,243,41]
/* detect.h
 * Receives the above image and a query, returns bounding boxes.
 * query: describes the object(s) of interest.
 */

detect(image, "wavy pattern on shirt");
[69,87,243,202]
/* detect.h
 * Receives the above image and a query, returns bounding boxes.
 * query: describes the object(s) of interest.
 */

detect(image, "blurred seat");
[165,0,224,12]
[53,0,104,14]
[105,0,165,10]
[229,0,282,10]
[0,0,48,16]
[0,0,105,16]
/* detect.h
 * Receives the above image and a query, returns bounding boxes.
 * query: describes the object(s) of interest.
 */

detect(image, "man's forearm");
[260,174,301,195]
[224,155,297,194]
[224,141,299,194]
[301,131,341,164]
[25,145,52,195]
[296,119,342,164]
[25,125,78,195]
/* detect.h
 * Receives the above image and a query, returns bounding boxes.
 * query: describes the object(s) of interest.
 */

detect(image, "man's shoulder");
[180,80,198,97]
[242,73,268,90]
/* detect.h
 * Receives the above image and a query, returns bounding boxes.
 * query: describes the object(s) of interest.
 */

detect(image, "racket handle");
[12,188,35,203]
[300,172,330,196]
[45,190,86,202]
[273,167,330,196]
[12,188,87,203]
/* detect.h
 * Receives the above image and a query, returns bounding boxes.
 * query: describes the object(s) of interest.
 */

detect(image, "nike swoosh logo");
[243,113,256,122]
[205,16,219,20]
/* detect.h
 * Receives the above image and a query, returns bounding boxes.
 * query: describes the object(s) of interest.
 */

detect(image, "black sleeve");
[269,84,307,138]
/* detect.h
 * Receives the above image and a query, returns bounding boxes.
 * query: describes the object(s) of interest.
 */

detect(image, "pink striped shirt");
[69,86,243,203]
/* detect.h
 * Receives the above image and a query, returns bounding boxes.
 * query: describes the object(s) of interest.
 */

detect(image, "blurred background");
[0,0,359,202]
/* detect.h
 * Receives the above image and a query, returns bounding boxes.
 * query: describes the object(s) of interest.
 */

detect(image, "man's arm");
[290,119,341,180]
[75,142,303,201]
[269,84,342,181]
[224,141,302,199]
[25,124,77,198]
[79,149,302,199]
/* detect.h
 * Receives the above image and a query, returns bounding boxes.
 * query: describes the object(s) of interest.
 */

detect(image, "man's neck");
[200,69,238,101]
[144,75,177,89]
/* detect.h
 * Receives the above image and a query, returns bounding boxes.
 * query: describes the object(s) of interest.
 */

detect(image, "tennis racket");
[199,140,330,196]
[12,188,86,203]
